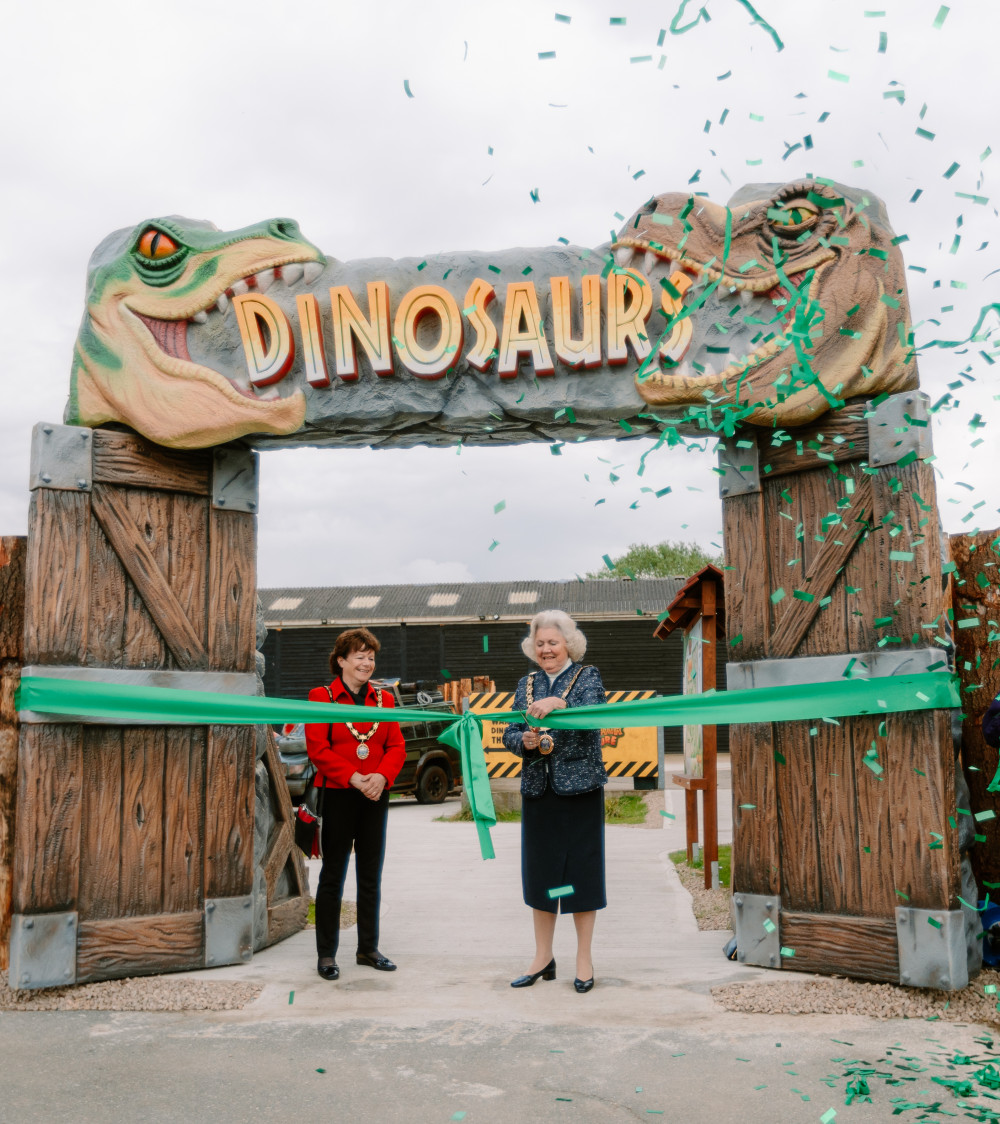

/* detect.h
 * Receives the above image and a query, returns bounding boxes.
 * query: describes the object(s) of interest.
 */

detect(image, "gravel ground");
[671,856,734,931]
[0,971,262,1012]
[714,970,1000,1028]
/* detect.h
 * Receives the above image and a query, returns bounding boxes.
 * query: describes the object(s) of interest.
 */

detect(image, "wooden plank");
[267,896,309,947]
[780,911,899,982]
[774,721,822,912]
[167,493,209,648]
[119,728,166,917]
[91,483,208,670]
[850,714,899,917]
[0,537,25,971]
[77,728,123,921]
[76,911,203,982]
[950,528,1000,888]
[757,415,869,479]
[208,509,256,672]
[671,775,709,791]
[870,460,950,644]
[120,487,172,669]
[163,728,205,913]
[722,490,769,661]
[86,507,127,668]
[730,722,780,897]
[204,726,254,899]
[883,709,958,910]
[91,429,212,495]
[767,474,873,659]
[264,823,294,899]
[23,490,89,665]
[0,537,26,661]
[812,721,862,914]
[262,725,308,900]
[12,724,82,913]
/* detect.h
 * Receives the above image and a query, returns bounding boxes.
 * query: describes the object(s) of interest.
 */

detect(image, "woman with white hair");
[503,610,608,993]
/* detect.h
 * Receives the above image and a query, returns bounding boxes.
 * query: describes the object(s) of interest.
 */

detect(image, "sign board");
[66,180,915,450]
[469,690,658,780]
[682,618,704,778]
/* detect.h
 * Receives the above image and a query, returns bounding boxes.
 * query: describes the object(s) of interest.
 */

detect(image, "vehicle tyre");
[415,763,449,804]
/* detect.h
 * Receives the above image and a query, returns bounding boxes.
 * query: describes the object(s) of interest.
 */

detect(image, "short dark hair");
[329,628,381,675]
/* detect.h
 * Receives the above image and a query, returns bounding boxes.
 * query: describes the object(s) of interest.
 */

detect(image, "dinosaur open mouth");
[612,243,826,381]
[134,261,323,401]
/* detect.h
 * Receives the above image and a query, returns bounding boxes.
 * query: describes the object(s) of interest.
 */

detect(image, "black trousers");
[315,787,389,959]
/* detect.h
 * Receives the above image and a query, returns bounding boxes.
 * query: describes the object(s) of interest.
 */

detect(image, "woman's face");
[338,646,376,685]
[534,626,569,674]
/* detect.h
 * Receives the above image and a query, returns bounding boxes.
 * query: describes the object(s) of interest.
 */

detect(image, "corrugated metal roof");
[260,578,684,627]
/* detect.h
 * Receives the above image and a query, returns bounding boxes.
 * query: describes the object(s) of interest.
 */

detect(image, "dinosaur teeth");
[738,290,754,308]
[190,311,208,325]
[230,279,249,296]
[302,262,323,284]
[254,387,281,401]
[281,263,304,285]
[255,268,275,293]
[216,292,230,314]
[643,251,658,275]
[614,247,632,268]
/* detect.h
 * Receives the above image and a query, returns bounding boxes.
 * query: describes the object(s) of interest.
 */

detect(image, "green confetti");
[482,635,489,653]
[609,15,626,24]
[820,1110,836,1124]
[493,499,506,514]
[932,4,950,28]
[548,884,575,898]
[316,1068,326,1074]
[554,12,571,22]
[660,810,676,819]
[827,70,849,83]
[780,946,795,958]
[770,588,786,604]
[403,80,414,98]
[288,990,294,1004]
[538,51,556,60]
[488,540,499,552]
[451,1115,467,1122]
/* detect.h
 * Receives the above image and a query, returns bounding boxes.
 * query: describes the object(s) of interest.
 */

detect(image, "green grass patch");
[669,843,732,888]
[437,805,523,822]
[604,792,648,824]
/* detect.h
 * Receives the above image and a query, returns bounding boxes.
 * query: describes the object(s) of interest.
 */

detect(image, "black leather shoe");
[573,976,594,993]
[357,950,397,971]
[317,958,340,981]
[510,959,556,988]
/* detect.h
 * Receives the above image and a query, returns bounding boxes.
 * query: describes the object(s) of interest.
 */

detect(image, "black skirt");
[521,781,606,914]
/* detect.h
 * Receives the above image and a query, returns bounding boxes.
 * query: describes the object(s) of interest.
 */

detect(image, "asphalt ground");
[2,769,993,1123]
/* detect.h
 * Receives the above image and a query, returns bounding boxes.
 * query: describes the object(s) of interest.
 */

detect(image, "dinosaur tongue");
[135,313,190,362]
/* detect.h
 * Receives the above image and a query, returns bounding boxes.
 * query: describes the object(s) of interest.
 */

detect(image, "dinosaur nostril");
[269,218,300,241]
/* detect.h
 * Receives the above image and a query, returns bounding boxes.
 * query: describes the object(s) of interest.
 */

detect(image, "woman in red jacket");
[305,627,405,981]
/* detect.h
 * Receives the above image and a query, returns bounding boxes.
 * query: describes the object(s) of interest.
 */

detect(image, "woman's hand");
[521,730,541,751]
[359,772,386,801]
[526,697,567,721]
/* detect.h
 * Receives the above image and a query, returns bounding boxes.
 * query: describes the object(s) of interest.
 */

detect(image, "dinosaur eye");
[137,228,179,260]
[767,199,820,231]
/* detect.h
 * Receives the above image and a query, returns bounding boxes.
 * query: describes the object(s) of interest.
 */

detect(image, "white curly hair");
[520,609,587,663]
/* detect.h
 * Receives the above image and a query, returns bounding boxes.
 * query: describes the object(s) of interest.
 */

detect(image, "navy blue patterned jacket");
[503,662,608,798]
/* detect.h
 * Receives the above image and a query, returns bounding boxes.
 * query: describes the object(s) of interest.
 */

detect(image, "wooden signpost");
[654,565,725,889]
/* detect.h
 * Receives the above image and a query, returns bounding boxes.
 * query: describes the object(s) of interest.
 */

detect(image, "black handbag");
[294,784,324,859]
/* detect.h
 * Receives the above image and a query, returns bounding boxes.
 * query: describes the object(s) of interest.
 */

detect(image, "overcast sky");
[2,0,997,588]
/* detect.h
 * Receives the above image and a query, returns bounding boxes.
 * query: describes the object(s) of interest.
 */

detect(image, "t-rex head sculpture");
[613,179,917,427]
[65,216,323,448]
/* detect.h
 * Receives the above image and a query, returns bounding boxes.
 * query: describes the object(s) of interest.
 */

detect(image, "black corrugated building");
[259,579,729,756]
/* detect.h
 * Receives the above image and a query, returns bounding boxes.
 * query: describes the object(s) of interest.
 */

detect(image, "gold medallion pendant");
[356,745,370,760]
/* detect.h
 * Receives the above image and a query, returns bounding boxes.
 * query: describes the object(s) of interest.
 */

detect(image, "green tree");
[586,540,722,580]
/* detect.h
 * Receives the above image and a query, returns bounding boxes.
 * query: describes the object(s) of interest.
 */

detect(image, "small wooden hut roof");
[652,564,726,640]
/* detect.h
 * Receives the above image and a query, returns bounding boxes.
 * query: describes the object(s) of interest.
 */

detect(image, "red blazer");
[305,677,406,789]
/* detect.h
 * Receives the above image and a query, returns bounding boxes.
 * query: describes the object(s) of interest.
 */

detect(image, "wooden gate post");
[721,392,971,989]
[0,537,26,972]
[9,424,307,989]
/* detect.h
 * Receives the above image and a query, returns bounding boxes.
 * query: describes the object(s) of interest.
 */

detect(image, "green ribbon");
[15,671,960,862]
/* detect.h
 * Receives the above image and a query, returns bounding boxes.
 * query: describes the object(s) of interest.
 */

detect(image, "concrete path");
[1,776,989,1123]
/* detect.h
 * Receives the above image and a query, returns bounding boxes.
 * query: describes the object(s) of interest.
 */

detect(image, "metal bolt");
[42,426,53,435]
[720,487,729,497]
[904,396,913,406]
[24,918,33,930]
[247,500,257,511]
[901,972,910,984]
[67,917,74,927]
[898,913,908,924]
[734,895,744,908]
[938,976,949,989]
[80,431,89,441]
[934,915,944,927]
[216,496,226,506]
[40,473,51,484]
[77,478,87,489]
[20,974,30,985]
[64,969,72,979]
[872,456,881,465]
[243,900,251,909]
[765,900,774,910]
[206,902,215,913]
[769,954,777,966]
[737,951,745,962]
[206,956,214,965]
[241,950,252,961]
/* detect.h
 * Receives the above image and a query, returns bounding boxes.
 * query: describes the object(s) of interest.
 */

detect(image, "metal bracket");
[733,893,781,968]
[212,446,259,513]
[866,391,933,468]
[204,895,254,967]
[727,647,950,692]
[8,912,78,989]
[896,907,968,990]
[29,422,92,492]
[717,436,760,498]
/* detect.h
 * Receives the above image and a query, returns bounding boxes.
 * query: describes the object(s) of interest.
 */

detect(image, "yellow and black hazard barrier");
[467,690,658,779]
